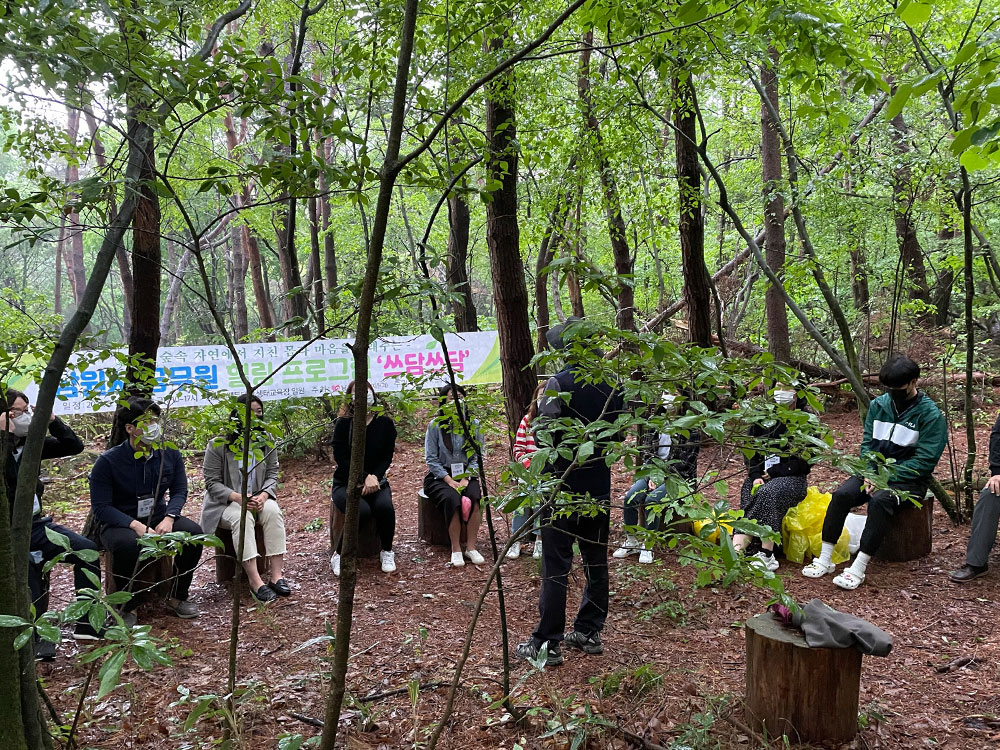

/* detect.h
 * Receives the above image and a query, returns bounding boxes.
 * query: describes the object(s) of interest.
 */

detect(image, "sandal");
[801,559,836,578]
[833,569,865,590]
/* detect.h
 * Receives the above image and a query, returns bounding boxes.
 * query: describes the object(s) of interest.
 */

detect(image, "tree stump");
[328,505,380,559]
[103,550,173,597]
[214,526,269,584]
[744,613,861,744]
[418,489,466,547]
[875,495,933,562]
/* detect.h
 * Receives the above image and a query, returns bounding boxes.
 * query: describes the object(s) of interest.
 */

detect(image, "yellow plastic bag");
[692,518,733,544]
[782,486,850,564]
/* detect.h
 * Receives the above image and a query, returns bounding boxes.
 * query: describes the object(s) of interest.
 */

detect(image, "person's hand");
[229,491,242,504]
[648,479,657,491]
[455,478,469,492]
[753,478,765,488]
[362,475,380,496]
[154,516,175,534]
[129,519,152,536]
[863,479,876,495]
[987,474,1000,495]
[444,476,460,491]
[0,413,9,433]
[48,412,55,423]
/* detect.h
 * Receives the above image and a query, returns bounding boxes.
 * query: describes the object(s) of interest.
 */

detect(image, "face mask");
[10,413,31,437]
[774,390,796,406]
[888,387,910,406]
[139,422,162,445]
[366,390,375,407]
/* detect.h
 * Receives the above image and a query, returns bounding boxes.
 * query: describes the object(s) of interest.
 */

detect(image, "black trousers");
[822,476,928,556]
[29,518,100,612]
[331,482,396,551]
[423,473,482,523]
[532,501,610,646]
[100,515,203,609]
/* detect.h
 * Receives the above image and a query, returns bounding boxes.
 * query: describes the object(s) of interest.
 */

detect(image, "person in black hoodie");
[329,380,398,576]
[515,318,625,667]
[2,389,100,652]
[732,384,811,572]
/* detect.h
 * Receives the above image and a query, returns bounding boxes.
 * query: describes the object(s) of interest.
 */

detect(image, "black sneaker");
[515,639,563,667]
[34,638,56,662]
[73,620,107,641]
[564,630,603,654]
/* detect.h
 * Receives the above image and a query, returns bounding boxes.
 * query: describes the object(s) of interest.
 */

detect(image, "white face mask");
[366,390,375,407]
[774,390,796,406]
[138,421,162,445]
[10,413,31,437]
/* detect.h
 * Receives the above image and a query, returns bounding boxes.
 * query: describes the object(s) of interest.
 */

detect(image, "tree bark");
[932,219,958,326]
[578,30,634,332]
[446,188,478,332]
[673,71,713,347]
[760,49,791,362]
[534,160,577,351]
[484,28,537,430]
[567,182,586,318]
[844,166,870,314]
[319,138,338,293]
[308,192,326,333]
[890,109,932,309]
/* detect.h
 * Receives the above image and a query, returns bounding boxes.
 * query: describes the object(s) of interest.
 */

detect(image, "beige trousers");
[220,499,286,562]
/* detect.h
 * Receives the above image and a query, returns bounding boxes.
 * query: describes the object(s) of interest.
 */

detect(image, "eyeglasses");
[8,406,30,418]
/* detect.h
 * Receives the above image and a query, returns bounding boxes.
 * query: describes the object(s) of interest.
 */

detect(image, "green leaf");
[897,0,932,25]
[960,146,991,171]
[577,441,595,462]
[953,41,978,67]
[0,614,30,628]
[96,650,128,699]
[887,83,912,119]
[14,629,32,651]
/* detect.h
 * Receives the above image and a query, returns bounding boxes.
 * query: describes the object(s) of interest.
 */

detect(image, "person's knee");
[259,499,282,521]
[978,487,1000,507]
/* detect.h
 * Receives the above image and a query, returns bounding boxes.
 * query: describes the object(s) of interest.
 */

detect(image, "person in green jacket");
[803,355,947,590]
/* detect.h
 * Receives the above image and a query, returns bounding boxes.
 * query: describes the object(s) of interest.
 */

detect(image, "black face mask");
[888,388,911,407]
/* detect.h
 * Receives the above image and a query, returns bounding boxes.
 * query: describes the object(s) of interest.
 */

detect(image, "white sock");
[818,542,835,566]
[849,552,871,577]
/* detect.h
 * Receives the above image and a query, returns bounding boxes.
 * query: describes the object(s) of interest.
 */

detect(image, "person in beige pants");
[200,395,288,602]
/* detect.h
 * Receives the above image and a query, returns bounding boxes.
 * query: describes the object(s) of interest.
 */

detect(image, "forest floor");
[34,406,1000,750]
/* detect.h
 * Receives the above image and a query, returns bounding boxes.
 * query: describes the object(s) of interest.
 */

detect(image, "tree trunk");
[933,220,958,326]
[760,49,791,362]
[890,109,932,308]
[308,192,326,333]
[844,166,870,314]
[673,71,713,347]
[446,189,479,332]
[567,182,586,318]
[578,30,634,332]
[319,138,338,294]
[230,217,249,339]
[534,162,577,351]
[484,28,537,430]
[0,447,28,749]
[160,247,194,342]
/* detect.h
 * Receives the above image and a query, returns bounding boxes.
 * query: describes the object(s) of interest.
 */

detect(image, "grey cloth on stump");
[790,598,893,657]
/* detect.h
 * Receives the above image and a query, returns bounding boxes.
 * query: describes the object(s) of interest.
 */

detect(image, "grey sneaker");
[515,639,563,667]
[166,597,200,619]
[564,630,603,654]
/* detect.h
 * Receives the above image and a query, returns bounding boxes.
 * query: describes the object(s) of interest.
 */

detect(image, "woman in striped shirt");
[506,382,547,559]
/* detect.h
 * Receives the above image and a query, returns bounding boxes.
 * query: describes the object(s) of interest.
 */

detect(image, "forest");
[3,0,1000,747]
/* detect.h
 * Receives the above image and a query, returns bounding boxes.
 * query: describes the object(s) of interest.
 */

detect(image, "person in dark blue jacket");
[515,318,625,667]
[89,397,203,624]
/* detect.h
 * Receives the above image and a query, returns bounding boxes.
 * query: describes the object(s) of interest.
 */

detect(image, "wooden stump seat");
[875,493,933,562]
[744,613,861,744]
[103,549,173,597]
[328,505,380,559]
[418,489,466,547]
[214,526,268,584]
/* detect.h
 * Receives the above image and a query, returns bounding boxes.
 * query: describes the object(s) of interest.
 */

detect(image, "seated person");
[200,394,288,602]
[330,380,398,575]
[615,391,701,564]
[951,413,1000,582]
[803,356,946,590]
[507,381,546,560]
[733,384,811,571]
[88,397,203,625]
[424,384,484,568]
[2,388,100,657]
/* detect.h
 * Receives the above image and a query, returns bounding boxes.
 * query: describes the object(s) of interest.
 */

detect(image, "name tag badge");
[764,456,779,472]
[137,496,155,518]
[450,462,465,477]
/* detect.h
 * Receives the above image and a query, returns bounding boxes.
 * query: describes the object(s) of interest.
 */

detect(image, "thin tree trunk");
[534,159,577,351]
[54,215,66,316]
[960,168,976,516]
[319,138,338,293]
[760,49,791,362]
[844,166,870,313]
[933,217,958,326]
[673,71,713,347]
[484,28,537,430]
[446,189,478,332]
[567,182,586,318]
[308,192,326,333]
[890,108,932,308]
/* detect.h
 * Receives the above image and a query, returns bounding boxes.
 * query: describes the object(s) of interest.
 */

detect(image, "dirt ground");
[33,406,1000,749]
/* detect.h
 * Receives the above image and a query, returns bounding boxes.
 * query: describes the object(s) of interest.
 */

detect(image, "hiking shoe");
[34,638,56,662]
[532,539,543,559]
[464,549,485,565]
[380,550,396,573]
[638,549,654,564]
[613,535,640,558]
[950,564,988,583]
[252,585,277,603]
[166,597,200,619]
[749,551,779,572]
[330,553,341,577]
[515,639,564,667]
[450,551,465,567]
[564,630,603,655]
[73,620,106,641]
[505,542,521,559]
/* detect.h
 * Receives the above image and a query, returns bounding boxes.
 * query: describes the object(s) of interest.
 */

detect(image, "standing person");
[732,385,812,572]
[423,384,485,568]
[516,318,625,666]
[89,398,203,626]
[614,391,701,564]
[507,381,546,560]
[330,380,398,576]
[950,413,1000,582]
[802,356,946,590]
[2,388,101,658]
[200,395,288,602]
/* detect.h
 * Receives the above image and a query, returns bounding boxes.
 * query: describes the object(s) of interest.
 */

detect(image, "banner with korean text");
[25,331,502,415]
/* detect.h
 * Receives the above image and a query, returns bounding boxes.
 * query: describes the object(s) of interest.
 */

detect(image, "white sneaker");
[749,551,779,572]
[380,550,396,573]
[330,553,341,577]
[450,551,465,567]
[613,535,640,558]
[638,549,654,564]
[505,542,521,559]
[532,539,543,559]
[465,549,486,565]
